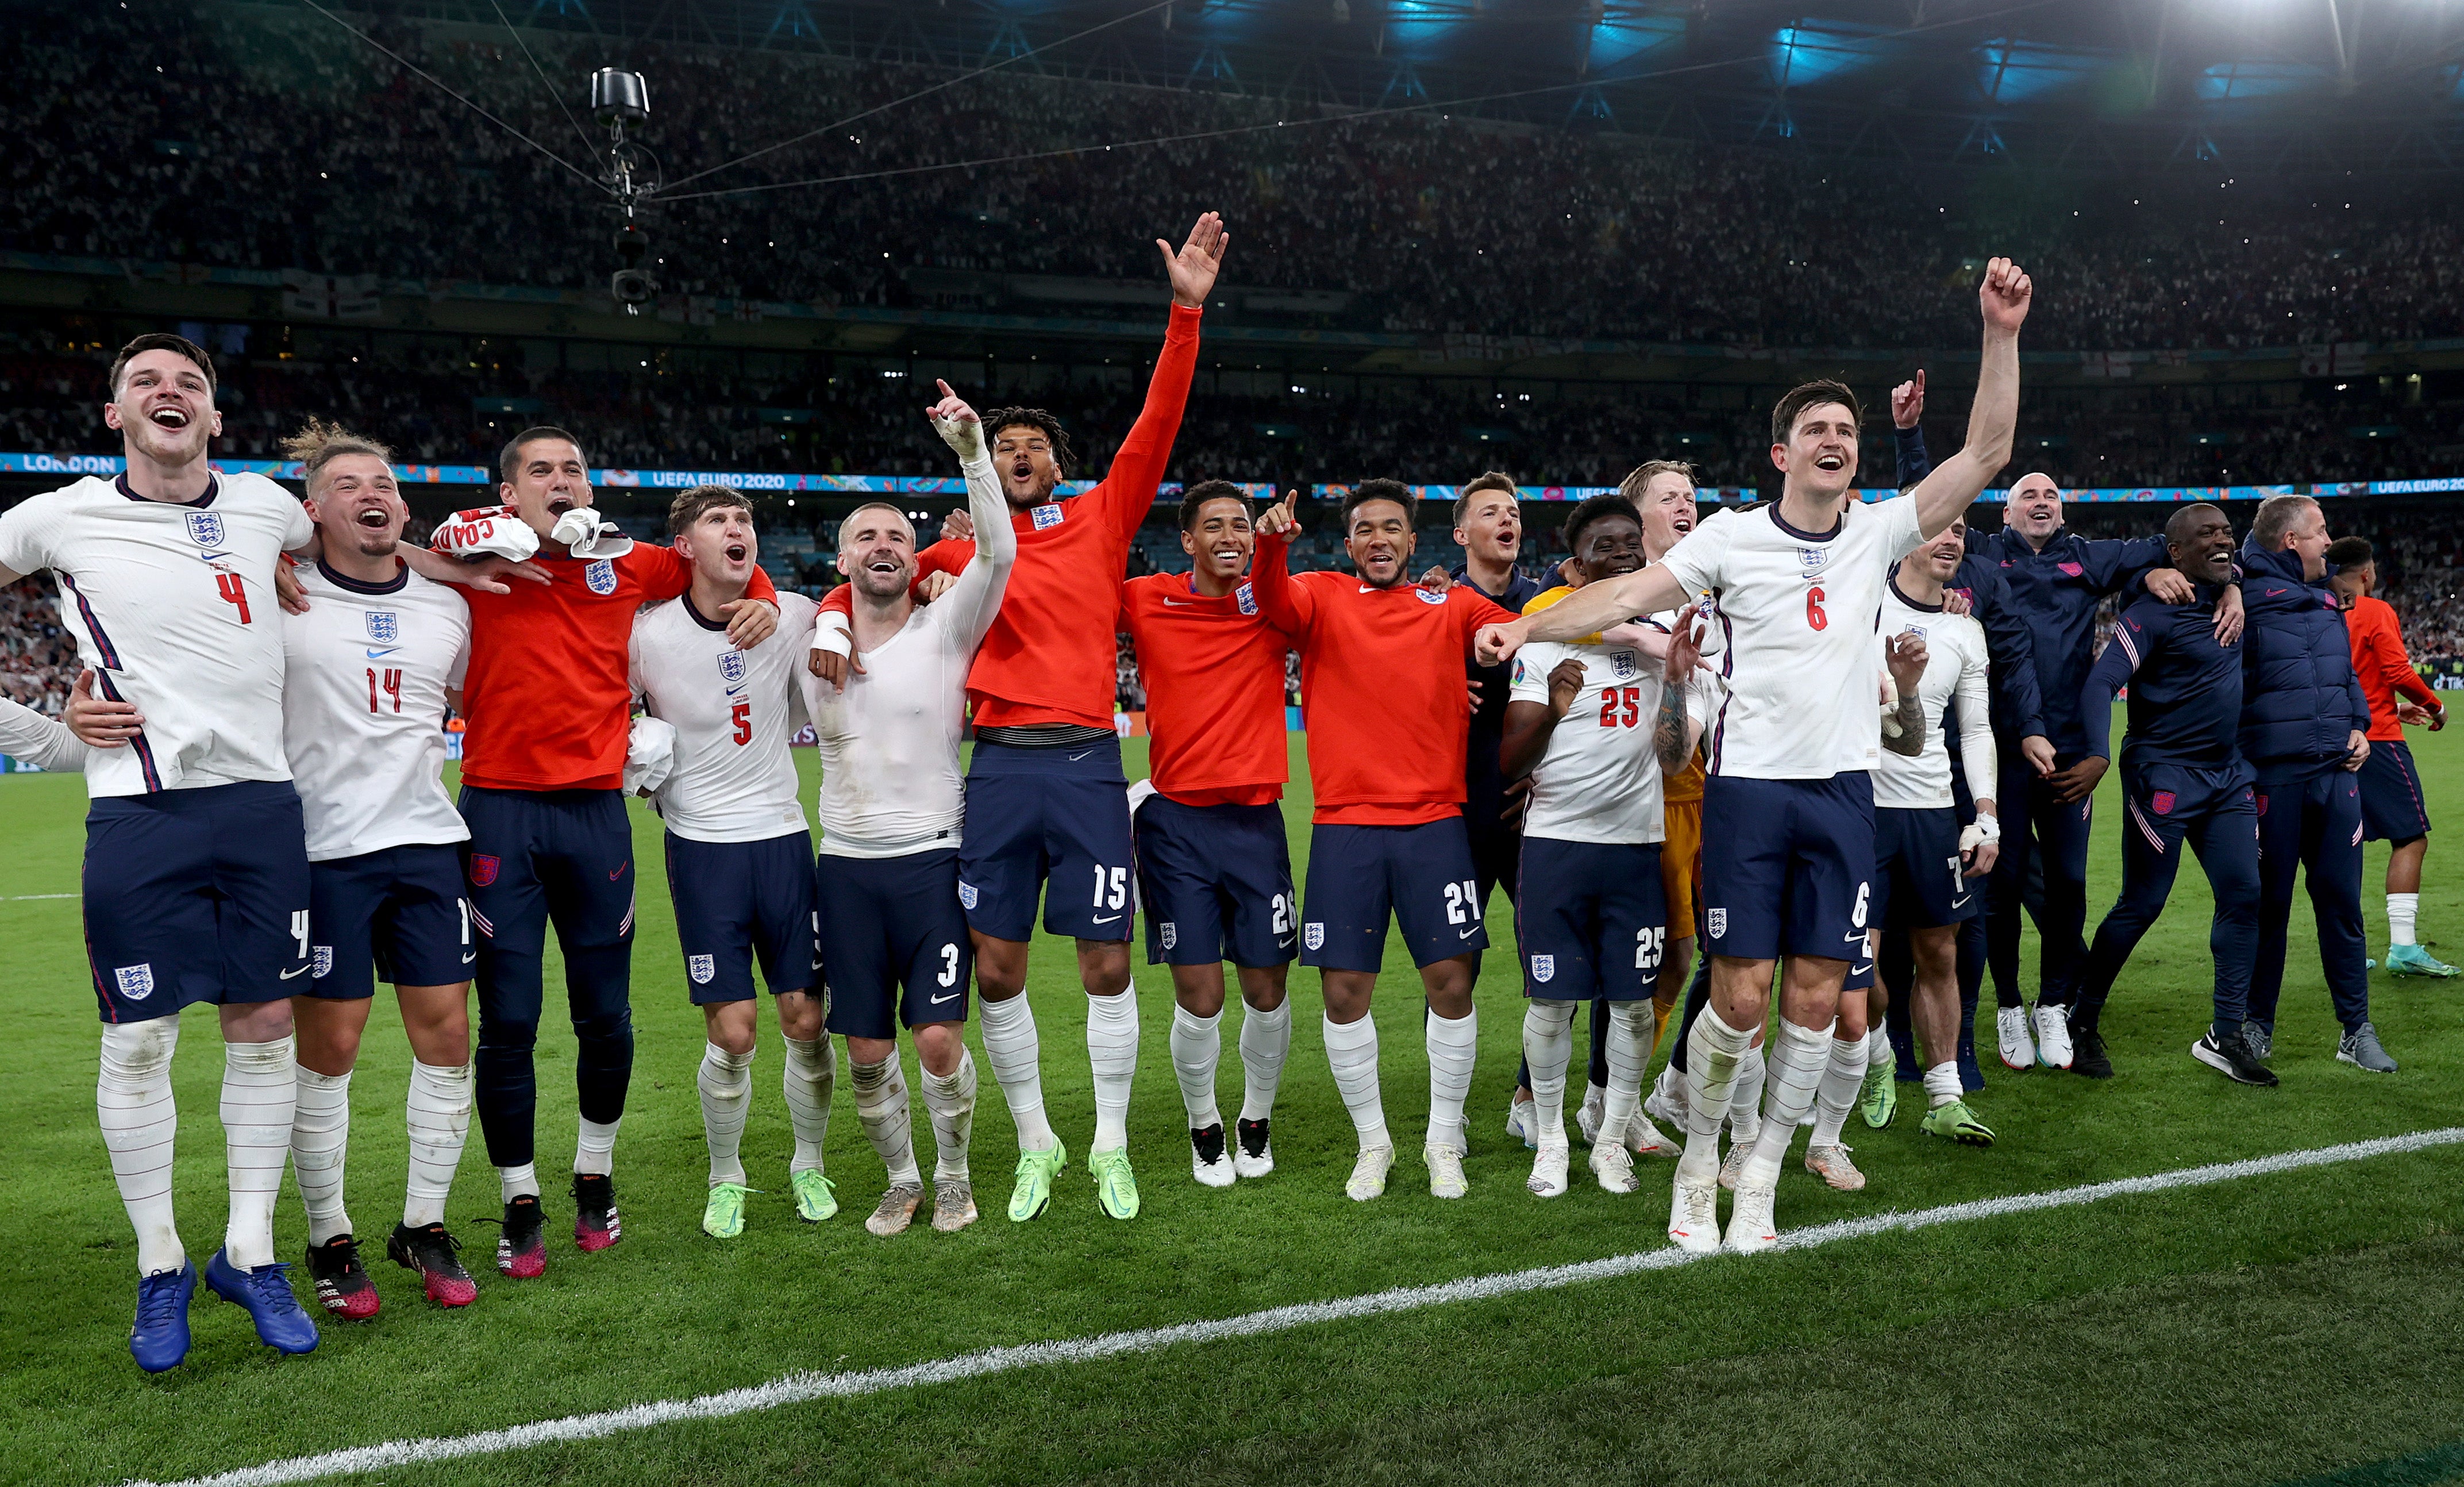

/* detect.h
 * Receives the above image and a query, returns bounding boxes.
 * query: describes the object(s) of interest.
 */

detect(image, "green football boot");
[1919,1099,1996,1147]
[1008,1141,1068,1223]
[702,1182,751,1240]
[791,1169,838,1223]
[1089,1147,1141,1221]
[2385,943,2461,978]
[1857,1062,1897,1129]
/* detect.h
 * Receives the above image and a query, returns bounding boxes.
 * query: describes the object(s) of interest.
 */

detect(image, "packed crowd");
[8,5,2464,353]
[0,578,76,717]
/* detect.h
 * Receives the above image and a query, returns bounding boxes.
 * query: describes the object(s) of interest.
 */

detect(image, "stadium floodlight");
[1769,20,1900,90]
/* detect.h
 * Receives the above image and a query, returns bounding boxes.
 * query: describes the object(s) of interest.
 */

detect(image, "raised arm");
[1911,260,2028,540]
[1249,494,1316,640]
[927,384,1019,651]
[1891,370,1932,488]
[1475,562,1687,666]
[1096,213,1225,542]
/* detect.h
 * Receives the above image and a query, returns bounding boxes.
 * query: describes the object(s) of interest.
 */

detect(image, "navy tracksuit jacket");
[2237,541,2376,1033]
[2073,584,2261,1031]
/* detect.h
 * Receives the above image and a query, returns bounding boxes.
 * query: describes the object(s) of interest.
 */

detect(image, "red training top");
[444,530,777,791]
[2346,593,2439,742]
[1252,531,1517,825]
[820,304,1202,731]
[1117,570,1289,806]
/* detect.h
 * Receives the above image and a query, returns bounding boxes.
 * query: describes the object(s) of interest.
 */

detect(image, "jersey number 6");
[1805,586,1827,631]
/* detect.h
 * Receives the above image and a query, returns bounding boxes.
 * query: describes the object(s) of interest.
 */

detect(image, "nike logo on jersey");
[929,991,961,1005]
[1951,896,1973,910]
[1458,926,1480,940]
[364,647,402,659]
[461,951,479,964]
[1067,749,1098,763]
[1161,597,1202,606]
[1092,913,1122,925]
[1276,935,1296,948]
[279,965,310,979]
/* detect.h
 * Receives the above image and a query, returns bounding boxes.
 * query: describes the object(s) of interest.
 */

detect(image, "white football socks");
[98,1020,183,1276]
[1679,1008,1754,1183]
[1808,1031,1868,1148]
[1169,1004,1223,1130]
[1867,1025,1893,1069]
[2390,892,2420,947]
[1424,1006,1479,1154]
[1727,1043,1768,1147]
[573,1116,621,1178]
[976,993,1056,1152]
[1322,1012,1389,1152]
[1520,1000,1576,1147]
[499,1162,540,1204]
[403,1059,472,1228]
[1086,989,1140,1154]
[1923,1062,1964,1109]
[1237,998,1291,1123]
[851,1055,919,1187]
[290,1065,353,1246]
[780,1035,835,1174]
[1742,1019,1834,1192]
[221,1038,297,1270]
[921,1050,977,1182]
[1600,1001,1652,1147]
[696,1042,753,1187]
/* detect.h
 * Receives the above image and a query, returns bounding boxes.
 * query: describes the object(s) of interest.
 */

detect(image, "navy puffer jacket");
[2236,540,2369,781]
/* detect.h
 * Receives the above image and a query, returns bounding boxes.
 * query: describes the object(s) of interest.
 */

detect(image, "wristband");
[815,611,852,658]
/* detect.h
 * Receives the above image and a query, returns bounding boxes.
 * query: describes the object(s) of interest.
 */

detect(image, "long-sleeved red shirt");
[2346,593,2439,742]
[1118,570,1288,806]
[822,304,1201,731]
[448,536,775,791]
[1252,531,1516,825]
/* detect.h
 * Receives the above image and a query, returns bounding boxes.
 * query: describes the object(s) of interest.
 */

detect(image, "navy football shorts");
[1871,806,1981,932]
[1514,836,1667,1001]
[1699,772,1876,967]
[819,848,972,1039]
[961,739,1135,943]
[1136,795,1296,969]
[1300,816,1488,973]
[2358,739,2432,843]
[85,781,312,1023]
[306,842,472,1000]
[664,829,821,1005]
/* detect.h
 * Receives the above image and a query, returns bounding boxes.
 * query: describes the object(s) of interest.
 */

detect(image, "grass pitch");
[2,720,2461,1486]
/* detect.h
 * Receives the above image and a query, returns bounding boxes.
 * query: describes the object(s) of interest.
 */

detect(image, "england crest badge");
[116,964,155,1001]
[311,946,333,979]
[468,854,501,887]
[586,559,618,595]
[1158,922,1177,952]
[365,610,399,644]
[1236,582,1257,616]
[718,650,748,685]
[185,511,225,548]
[1706,908,1727,939]
[689,954,715,985]
[1530,954,1555,983]
[958,881,980,911]
[1304,923,1325,951]
[1030,504,1065,531]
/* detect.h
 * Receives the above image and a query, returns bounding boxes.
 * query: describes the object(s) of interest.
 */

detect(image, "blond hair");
[282,419,394,495]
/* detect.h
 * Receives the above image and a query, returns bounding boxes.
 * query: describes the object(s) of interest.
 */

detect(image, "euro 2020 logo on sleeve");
[718,650,748,686]
[688,954,715,985]
[586,559,618,595]
[184,511,225,548]
[364,610,399,644]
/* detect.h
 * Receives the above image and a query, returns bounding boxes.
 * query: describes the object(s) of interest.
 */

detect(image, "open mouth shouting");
[723,541,749,564]
[1812,450,1849,474]
[545,493,579,518]
[353,506,391,531]
[148,404,191,431]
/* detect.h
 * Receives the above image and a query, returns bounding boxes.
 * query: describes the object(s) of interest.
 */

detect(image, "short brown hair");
[1343,478,1416,530]
[1770,379,1863,448]
[983,408,1076,478]
[2250,494,2319,552]
[2324,535,2373,573]
[109,333,216,398]
[1619,459,1697,503]
[1452,471,1518,526]
[281,418,394,495]
[498,425,588,484]
[1177,479,1253,533]
[668,484,754,538]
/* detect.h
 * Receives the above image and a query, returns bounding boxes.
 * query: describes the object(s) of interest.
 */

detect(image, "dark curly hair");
[982,407,1077,479]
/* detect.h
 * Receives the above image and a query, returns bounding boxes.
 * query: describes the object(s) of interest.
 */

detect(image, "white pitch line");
[5,893,76,900]
[134,1126,2464,1487]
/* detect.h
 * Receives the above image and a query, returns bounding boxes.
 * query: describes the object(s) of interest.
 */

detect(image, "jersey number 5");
[729,700,752,746]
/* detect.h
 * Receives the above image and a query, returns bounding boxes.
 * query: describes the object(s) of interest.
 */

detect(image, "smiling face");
[2005,472,2063,542]
[1453,490,1520,567]
[1180,497,1254,586]
[2168,505,2237,585]
[500,437,594,539]
[2278,500,2330,581]
[1908,516,1966,585]
[836,504,917,600]
[1635,471,1697,557]
[1772,401,1859,501]
[1346,498,1416,588]
[1574,512,1646,585]
[677,502,757,590]
[103,348,220,467]
[990,421,1062,509]
[306,453,406,558]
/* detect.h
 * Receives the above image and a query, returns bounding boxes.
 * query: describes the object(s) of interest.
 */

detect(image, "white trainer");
[1231,1120,1274,1180]
[1574,1084,1607,1146]
[1345,1144,1395,1202]
[1190,1126,1235,1189]
[1504,1094,1535,1150]
[2032,1003,2074,1070]
[1718,1136,1755,1192]
[1723,1184,1778,1253]
[1627,1111,1683,1159]
[1996,1005,2036,1071]
[1591,1140,1639,1194]
[1803,1143,1866,1192]
[1669,1176,1722,1252]
[1425,1142,1469,1200]
[1528,1142,1570,1198]
[1643,1065,1689,1128]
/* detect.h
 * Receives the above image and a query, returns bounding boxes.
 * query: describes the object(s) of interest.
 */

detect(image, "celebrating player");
[1445,475,1542,955]
[3,334,329,1368]
[276,422,479,1316]
[1476,258,2035,1253]
[811,213,1225,1223]
[1117,480,1296,1186]
[1497,494,1700,1197]
[2324,536,2458,977]
[427,428,780,1275]
[628,487,828,1240]
[2236,499,2395,1073]
[1254,483,1520,1201]
[802,386,1016,1235]
[2067,505,2267,1085]
[1862,518,2000,1158]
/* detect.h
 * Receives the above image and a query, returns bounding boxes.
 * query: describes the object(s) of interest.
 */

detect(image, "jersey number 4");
[217,572,252,625]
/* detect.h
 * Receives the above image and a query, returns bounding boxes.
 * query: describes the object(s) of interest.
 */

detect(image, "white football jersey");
[1872,580,1997,811]
[0,696,89,773]
[1510,639,1674,846]
[629,590,818,844]
[1658,495,1926,780]
[0,472,311,798]
[802,449,1015,859]
[282,563,471,861]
